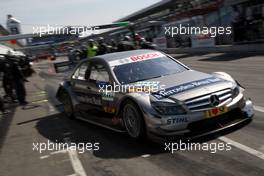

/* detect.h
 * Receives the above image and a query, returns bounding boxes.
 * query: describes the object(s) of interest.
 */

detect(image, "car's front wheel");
[122,100,145,139]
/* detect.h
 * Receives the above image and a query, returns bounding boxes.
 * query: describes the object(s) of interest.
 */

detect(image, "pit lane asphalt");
[0,52,263,176]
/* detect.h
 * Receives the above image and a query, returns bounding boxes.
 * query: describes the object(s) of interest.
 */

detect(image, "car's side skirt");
[75,115,126,133]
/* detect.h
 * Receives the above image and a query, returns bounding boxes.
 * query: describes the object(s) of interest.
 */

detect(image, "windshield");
[113,56,188,84]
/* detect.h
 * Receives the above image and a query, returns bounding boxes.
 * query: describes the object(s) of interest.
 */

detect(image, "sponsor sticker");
[129,52,161,62]
[102,92,115,101]
[104,106,116,113]
[167,117,188,125]
[152,77,225,99]
[77,94,102,106]
[109,52,163,66]
[206,106,228,118]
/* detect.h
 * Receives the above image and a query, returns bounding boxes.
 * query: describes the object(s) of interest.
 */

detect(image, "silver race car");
[56,50,254,140]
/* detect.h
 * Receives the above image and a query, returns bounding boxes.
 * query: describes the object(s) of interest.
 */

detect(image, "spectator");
[2,54,28,105]
[97,37,108,55]
[0,97,6,114]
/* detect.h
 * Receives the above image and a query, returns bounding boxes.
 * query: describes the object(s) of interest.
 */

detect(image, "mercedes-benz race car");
[56,49,254,140]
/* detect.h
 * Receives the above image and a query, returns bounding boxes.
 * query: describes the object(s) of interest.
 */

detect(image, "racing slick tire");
[122,100,146,139]
[61,91,75,119]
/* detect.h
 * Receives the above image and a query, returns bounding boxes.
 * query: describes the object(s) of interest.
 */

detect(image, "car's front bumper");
[144,95,254,139]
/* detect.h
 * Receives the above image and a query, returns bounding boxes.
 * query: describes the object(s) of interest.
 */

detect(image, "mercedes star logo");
[210,94,220,106]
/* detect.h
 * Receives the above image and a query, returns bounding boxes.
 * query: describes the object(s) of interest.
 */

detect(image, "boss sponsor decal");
[152,77,225,99]
[109,52,163,66]
[130,52,161,62]
[167,117,188,125]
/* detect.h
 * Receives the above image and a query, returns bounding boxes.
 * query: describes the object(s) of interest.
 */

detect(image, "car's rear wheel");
[122,100,145,139]
[62,92,74,119]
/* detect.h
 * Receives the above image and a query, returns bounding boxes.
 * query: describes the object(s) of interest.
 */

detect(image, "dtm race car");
[56,50,254,140]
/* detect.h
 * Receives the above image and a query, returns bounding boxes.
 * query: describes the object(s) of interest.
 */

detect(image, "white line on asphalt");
[48,103,56,113]
[50,150,67,155]
[141,154,151,158]
[67,148,87,176]
[40,155,49,159]
[219,136,264,160]
[254,106,264,113]
[31,99,48,104]
[64,137,87,176]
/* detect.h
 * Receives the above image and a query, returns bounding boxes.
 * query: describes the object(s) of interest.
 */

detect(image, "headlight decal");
[152,102,186,115]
